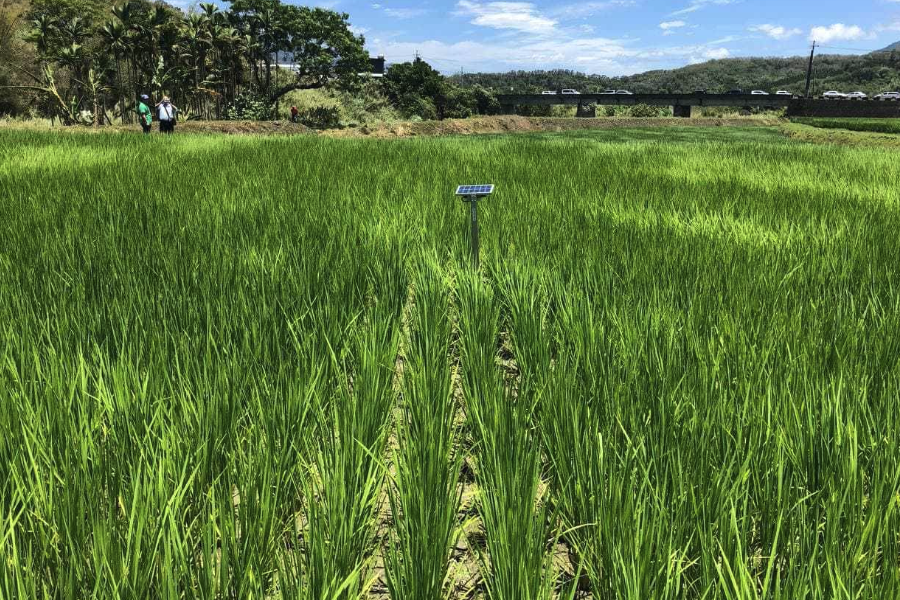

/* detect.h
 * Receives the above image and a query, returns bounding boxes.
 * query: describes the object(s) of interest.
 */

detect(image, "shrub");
[396,93,438,121]
[443,86,475,119]
[472,85,501,115]
[224,91,274,121]
[297,106,341,129]
[517,104,553,117]
[629,103,664,118]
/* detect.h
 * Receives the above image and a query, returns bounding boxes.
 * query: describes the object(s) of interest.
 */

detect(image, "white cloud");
[672,5,701,15]
[367,34,734,75]
[456,1,557,34]
[688,48,729,63]
[660,20,687,30]
[349,25,370,35]
[749,24,801,40]
[547,0,635,19]
[809,23,867,43]
[671,0,737,17]
[383,7,428,18]
[703,47,730,59]
[876,21,900,33]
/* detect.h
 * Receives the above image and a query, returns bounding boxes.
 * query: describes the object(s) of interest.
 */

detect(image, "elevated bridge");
[497,93,792,117]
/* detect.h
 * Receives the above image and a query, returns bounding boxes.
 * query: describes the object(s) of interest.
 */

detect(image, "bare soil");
[322,115,779,138]
[4,115,778,139]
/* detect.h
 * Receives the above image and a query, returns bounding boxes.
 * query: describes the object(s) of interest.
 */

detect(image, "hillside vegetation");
[453,51,900,96]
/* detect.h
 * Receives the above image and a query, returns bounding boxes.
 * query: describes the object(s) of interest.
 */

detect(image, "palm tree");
[112,4,139,113]
[148,6,169,97]
[60,17,89,46]
[27,15,57,61]
[179,14,214,118]
[100,20,127,122]
[211,23,239,116]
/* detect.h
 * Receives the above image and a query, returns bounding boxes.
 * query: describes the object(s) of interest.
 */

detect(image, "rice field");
[792,117,900,135]
[1,127,899,599]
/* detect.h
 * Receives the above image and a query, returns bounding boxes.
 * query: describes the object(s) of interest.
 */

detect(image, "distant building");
[275,55,385,78]
[369,55,386,76]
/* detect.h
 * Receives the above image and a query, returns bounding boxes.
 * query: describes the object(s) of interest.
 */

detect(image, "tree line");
[1,0,375,124]
[0,0,504,125]
[451,52,900,96]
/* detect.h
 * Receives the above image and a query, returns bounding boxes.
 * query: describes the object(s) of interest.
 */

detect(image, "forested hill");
[450,51,900,96]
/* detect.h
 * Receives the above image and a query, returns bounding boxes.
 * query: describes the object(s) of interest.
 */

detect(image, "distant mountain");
[451,52,900,96]
[877,41,900,53]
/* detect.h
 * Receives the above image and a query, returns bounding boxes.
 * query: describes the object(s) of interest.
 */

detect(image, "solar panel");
[455,184,495,197]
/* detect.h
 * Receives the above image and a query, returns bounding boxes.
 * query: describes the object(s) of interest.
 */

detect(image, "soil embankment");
[2,115,778,138]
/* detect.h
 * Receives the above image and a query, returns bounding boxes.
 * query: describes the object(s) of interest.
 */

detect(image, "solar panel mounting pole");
[455,185,495,270]
[469,195,480,269]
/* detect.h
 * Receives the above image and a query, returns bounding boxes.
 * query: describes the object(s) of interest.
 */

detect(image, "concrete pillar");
[575,102,596,118]
[673,105,692,118]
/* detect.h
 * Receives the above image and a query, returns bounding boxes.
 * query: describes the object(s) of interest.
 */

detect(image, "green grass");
[1,127,900,599]
[792,117,900,135]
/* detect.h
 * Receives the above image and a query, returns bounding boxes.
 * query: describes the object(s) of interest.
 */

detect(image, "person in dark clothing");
[156,96,178,134]
[290,105,299,123]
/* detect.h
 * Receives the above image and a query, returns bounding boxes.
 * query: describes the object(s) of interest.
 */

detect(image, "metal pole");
[469,196,479,269]
[805,41,816,99]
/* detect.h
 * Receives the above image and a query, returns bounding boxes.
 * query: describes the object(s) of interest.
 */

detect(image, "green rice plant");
[2,126,900,599]
[302,307,401,599]
[792,117,900,135]
[384,258,462,599]
[457,269,556,600]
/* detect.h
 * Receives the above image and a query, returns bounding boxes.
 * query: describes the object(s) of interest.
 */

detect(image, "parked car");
[775,90,792,96]
[541,90,557,95]
[875,91,900,99]
[614,90,633,95]
[822,91,846,98]
[694,89,707,95]
[601,89,617,94]
[846,91,867,99]
[751,90,769,95]
[561,89,580,95]
[725,89,744,95]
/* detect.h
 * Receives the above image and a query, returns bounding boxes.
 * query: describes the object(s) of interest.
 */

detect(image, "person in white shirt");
[156,96,179,134]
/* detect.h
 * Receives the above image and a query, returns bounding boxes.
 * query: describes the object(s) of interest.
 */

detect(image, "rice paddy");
[792,117,900,135]
[1,126,899,599]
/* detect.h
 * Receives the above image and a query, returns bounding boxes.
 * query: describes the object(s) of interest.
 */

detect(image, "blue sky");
[329,0,900,74]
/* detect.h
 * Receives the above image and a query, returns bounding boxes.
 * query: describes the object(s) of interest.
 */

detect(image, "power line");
[817,44,894,53]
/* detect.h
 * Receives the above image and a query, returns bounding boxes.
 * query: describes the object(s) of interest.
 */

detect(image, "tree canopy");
[1,0,369,123]
[450,52,900,97]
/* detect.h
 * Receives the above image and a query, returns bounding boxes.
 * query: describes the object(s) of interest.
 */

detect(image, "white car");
[775,90,792,96]
[751,90,769,95]
[601,89,617,94]
[875,91,900,99]
[561,89,580,95]
[822,91,846,98]
[846,91,867,99]
[615,90,633,95]
[541,90,557,95]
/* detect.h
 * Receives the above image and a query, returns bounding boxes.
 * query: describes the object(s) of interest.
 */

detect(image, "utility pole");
[805,41,816,98]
